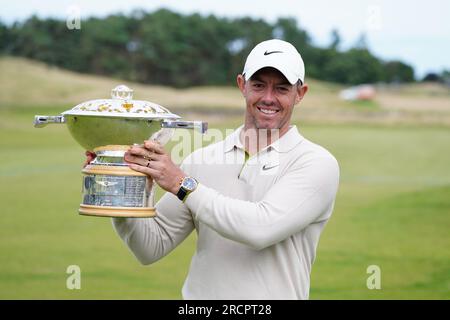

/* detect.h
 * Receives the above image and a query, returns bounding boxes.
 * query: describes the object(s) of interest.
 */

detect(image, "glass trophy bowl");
[34,85,207,218]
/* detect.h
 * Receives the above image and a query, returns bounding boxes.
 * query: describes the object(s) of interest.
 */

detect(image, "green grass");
[0,109,449,299]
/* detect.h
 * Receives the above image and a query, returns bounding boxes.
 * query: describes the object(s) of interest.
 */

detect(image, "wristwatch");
[177,176,198,201]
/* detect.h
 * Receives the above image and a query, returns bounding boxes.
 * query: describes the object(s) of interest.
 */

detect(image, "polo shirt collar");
[223,125,244,153]
[270,125,304,153]
[224,125,304,153]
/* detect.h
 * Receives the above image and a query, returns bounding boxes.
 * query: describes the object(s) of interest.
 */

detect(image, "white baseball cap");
[242,39,305,85]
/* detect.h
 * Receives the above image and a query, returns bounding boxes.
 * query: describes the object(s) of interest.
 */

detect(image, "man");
[110,39,339,299]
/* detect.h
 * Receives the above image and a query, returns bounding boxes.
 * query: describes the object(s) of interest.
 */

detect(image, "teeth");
[259,108,277,114]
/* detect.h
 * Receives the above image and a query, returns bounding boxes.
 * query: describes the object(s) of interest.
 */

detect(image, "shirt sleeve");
[184,155,339,250]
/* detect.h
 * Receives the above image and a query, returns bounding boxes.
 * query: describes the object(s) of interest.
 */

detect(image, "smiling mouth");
[257,107,280,115]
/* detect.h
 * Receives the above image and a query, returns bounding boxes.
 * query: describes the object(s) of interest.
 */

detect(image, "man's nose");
[261,87,276,105]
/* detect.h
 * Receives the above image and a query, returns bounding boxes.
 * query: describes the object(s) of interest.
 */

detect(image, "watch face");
[182,177,197,191]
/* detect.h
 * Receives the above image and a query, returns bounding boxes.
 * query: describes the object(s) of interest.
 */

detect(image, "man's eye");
[253,83,264,88]
[277,86,289,92]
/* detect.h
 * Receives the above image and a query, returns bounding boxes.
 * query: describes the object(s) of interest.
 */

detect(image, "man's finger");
[129,163,160,179]
[128,146,162,161]
[144,140,165,154]
[124,152,151,167]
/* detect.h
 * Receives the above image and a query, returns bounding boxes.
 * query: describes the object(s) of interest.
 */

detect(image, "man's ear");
[237,74,246,95]
[295,83,308,104]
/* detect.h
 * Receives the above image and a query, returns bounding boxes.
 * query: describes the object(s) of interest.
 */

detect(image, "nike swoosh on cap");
[264,50,283,55]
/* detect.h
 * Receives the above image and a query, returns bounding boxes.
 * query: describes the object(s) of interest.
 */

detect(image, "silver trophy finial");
[111,84,133,100]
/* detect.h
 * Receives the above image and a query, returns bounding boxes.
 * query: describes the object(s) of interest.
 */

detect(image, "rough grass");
[2,56,450,126]
[1,56,449,299]
[0,108,449,299]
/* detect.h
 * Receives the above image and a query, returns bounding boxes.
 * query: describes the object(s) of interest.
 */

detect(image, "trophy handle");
[34,115,66,128]
[161,120,208,134]
[149,128,175,145]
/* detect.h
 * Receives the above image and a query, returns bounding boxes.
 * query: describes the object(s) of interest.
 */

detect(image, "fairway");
[0,107,449,299]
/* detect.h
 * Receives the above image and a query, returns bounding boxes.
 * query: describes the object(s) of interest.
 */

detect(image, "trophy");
[34,85,207,218]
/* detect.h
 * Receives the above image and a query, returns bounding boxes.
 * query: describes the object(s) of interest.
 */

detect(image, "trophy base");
[80,146,156,218]
[79,204,156,218]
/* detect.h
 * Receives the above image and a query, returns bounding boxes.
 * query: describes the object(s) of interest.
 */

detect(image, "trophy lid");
[62,84,180,119]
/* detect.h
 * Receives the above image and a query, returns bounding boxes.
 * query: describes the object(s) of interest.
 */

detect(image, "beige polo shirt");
[112,125,339,299]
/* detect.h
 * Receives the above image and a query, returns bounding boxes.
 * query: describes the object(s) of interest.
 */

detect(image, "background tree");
[1,9,419,87]
[329,29,341,51]
[383,61,415,83]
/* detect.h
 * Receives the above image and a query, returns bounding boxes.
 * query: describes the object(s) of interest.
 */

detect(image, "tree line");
[0,8,416,87]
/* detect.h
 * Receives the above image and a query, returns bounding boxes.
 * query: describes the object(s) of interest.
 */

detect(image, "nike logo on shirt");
[262,163,279,171]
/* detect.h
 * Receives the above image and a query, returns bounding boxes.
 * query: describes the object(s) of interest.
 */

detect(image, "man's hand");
[124,140,186,195]
[83,151,97,168]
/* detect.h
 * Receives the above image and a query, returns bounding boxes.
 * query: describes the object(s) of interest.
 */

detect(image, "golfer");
[106,39,339,299]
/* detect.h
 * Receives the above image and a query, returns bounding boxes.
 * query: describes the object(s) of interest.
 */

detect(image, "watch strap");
[177,187,188,201]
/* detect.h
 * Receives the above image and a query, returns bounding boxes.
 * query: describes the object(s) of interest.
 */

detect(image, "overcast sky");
[2,0,449,78]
